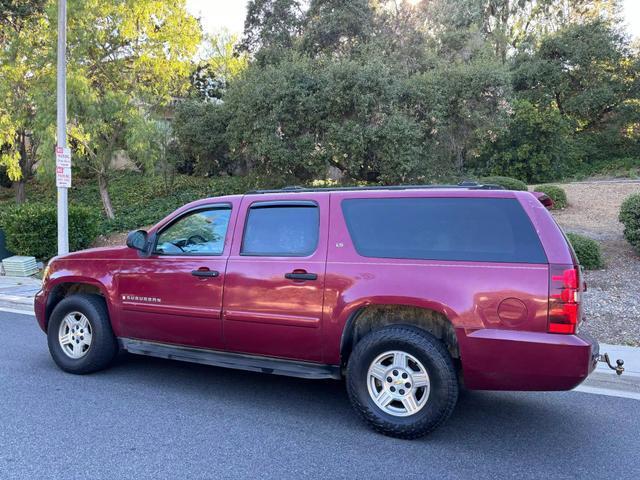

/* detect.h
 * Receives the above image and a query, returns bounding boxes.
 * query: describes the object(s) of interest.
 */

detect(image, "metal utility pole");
[56,0,69,255]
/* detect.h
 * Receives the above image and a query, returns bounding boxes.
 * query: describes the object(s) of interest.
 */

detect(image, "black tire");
[47,294,119,374]
[346,325,458,439]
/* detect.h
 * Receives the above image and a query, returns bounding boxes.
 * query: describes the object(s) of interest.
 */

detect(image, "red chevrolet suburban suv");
[35,184,601,438]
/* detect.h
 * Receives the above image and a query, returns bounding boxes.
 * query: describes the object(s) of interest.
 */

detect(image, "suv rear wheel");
[346,325,458,439]
[47,294,119,374]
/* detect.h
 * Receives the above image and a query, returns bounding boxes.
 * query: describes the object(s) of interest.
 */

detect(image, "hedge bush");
[566,232,604,269]
[619,193,640,254]
[0,203,100,260]
[479,176,528,191]
[534,184,567,209]
[98,174,264,233]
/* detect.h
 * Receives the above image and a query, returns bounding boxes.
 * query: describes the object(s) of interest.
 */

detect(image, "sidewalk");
[0,275,41,314]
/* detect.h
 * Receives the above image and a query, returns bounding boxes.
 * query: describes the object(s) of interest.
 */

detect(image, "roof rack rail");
[246,181,505,195]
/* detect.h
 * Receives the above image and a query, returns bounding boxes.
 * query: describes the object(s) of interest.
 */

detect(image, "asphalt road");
[1,311,639,480]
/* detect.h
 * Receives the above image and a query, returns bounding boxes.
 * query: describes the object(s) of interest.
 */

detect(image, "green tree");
[0,0,46,30]
[0,2,49,203]
[301,0,374,56]
[219,0,512,183]
[421,0,623,62]
[512,20,640,166]
[35,0,201,219]
[173,100,232,176]
[238,0,304,63]
[190,32,249,101]
[477,99,578,182]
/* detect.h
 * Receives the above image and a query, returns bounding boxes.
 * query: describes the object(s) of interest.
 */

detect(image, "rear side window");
[341,198,547,263]
[242,203,319,256]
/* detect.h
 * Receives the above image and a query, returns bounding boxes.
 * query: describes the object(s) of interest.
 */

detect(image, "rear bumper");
[34,288,46,332]
[459,328,598,391]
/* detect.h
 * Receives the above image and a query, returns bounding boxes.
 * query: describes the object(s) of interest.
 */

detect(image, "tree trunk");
[15,180,26,204]
[15,130,29,204]
[98,174,115,220]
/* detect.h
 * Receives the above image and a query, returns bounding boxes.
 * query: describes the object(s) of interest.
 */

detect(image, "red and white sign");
[55,146,72,188]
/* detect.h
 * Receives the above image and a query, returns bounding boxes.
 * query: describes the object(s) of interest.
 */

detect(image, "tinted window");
[341,198,547,263]
[156,207,231,255]
[242,204,319,256]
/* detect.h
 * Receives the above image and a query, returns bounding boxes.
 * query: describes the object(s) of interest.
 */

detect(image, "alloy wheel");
[367,350,430,417]
[58,311,93,360]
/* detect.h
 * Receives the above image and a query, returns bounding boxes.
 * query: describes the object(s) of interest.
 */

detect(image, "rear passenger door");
[222,195,329,362]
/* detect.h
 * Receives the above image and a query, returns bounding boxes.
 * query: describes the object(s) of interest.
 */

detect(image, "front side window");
[155,207,231,255]
[341,197,547,264]
[241,204,319,256]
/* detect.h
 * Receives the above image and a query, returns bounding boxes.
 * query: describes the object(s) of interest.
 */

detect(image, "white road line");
[574,385,640,401]
[0,306,35,316]
[0,295,34,305]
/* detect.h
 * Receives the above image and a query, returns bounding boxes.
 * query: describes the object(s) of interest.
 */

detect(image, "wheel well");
[341,305,459,365]
[45,283,105,330]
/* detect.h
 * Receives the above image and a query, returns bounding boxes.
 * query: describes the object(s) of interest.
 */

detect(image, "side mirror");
[126,230,148,252]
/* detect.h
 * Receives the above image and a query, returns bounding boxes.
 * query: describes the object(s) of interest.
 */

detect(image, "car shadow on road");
[106,353,618,453]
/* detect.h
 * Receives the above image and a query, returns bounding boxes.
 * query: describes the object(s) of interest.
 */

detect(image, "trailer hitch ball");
[598,353,625,376]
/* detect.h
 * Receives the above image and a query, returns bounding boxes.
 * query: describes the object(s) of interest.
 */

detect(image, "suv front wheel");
[47,294,119,374]
[346,325,458,439]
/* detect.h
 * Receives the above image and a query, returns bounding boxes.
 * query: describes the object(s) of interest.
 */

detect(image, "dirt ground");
[551,180,640,346]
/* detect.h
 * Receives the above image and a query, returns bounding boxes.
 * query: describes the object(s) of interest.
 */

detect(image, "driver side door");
[116,202,236,350]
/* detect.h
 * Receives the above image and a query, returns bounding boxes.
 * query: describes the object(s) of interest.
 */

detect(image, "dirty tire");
[47,294,119,374]
[346,325,458,439]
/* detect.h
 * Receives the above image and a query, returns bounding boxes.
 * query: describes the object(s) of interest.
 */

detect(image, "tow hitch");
[598,353,625,376]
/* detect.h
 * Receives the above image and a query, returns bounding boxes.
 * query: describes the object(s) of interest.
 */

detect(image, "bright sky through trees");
[186,0,640,38]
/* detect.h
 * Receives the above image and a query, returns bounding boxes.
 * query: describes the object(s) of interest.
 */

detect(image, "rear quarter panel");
[515,191,573,265]
[323,190,550,372]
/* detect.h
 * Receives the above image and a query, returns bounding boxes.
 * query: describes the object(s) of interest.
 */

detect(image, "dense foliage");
[0,0,201,216]
[1,0,639,240]
[619,193,640,254]
[566,232,604,270]
[534,185,568,209]
[169,0,639,186]
[0,173,261,235]
[478,176,528,191]
[0,203,100,259]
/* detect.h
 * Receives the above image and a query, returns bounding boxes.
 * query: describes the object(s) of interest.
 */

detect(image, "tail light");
[548,264,581,334]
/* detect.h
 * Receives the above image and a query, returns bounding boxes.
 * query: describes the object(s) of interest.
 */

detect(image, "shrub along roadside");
[479,176,528,191]
[566,232,604,270]
[0,174,266,236]
[0,203,100,260]
[534,184,567,209]
[619,193,640,255]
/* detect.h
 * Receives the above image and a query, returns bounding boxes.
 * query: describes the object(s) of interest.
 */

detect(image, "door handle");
[285,272,318,281]
[191,269,220,278]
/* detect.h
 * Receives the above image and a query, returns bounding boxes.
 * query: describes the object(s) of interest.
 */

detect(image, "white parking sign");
[55,146,72,188]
